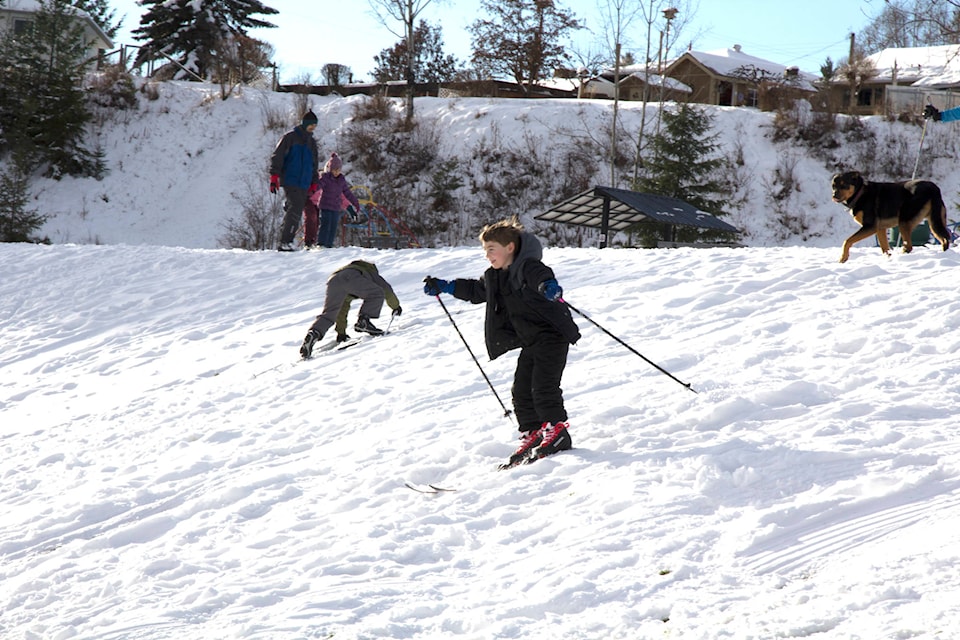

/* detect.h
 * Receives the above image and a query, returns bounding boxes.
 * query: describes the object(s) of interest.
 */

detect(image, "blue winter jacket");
[941,106,960,123]
[270,126,319,190]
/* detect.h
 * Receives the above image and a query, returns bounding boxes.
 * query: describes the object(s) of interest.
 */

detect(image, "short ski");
[404,482,456,494]
[305,336,362,358]
[333,327,398,352]
[259,319,423,375]
[498,452,535,470]
[499,448,573,470]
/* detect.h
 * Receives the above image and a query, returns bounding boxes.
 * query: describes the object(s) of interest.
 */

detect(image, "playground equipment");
[341,186,421,249]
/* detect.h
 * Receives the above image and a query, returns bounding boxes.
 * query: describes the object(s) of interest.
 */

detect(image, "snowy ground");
[3,242,960,639]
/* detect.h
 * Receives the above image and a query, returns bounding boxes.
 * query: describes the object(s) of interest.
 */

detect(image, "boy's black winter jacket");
[451,232,580,360]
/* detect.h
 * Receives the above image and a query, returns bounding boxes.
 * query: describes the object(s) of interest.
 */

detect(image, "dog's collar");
[845,184,866,209]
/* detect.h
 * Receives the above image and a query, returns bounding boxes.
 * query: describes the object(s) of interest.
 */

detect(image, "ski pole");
[562,298,698,394]
[912,118,928,180]
[430,292,514,421]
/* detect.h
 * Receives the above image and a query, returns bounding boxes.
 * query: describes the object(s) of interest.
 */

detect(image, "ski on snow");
[498,451,540,470]
[252,337,364,377]
[254,321,420,378]
[404,482,456,494]
[314,322,411,356]
[305,330,385,359]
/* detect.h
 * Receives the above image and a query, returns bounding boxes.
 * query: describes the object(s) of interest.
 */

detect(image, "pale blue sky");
[109,0,880,83]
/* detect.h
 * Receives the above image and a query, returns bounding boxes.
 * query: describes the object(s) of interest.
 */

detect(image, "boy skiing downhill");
[423,218,580,468]
[300,260,402,359]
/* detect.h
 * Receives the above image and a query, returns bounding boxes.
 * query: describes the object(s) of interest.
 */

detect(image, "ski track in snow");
[3,243,960,638]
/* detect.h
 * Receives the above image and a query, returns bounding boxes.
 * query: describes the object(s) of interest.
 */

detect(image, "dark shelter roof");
[534,186,739,247]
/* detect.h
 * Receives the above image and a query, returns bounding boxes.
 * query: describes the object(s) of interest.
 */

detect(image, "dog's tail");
[930,193,952,252]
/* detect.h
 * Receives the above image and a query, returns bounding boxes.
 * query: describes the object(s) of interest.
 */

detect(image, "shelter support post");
[600,196,610,249]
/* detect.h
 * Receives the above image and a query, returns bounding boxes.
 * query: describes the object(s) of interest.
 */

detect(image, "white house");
[0,0,114,65]
[833,45,960,115]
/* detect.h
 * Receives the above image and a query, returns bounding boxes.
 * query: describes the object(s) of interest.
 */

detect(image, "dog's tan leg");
[840,228,877,263]
[839,238,854,263]
[899,223,914,254]
[877,229,891,255]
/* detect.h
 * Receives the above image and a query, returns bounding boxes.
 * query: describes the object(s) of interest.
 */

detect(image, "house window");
[856,88,876,107]
[14,18,33,35]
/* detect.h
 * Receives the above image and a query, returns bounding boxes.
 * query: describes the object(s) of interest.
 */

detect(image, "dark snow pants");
[280,185,309,245]
[318,209,342,248]
[511,337,569,433]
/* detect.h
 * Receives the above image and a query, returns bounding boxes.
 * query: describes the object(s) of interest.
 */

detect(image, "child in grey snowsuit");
[299,260,401,358]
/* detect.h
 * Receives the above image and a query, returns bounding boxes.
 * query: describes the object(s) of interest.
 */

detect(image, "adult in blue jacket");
[923,104,960,123]
[270,111,320,251]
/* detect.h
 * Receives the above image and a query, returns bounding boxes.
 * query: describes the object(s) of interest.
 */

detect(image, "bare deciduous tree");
[626,0,698,184]
[368,0,443,123]
[857,0,960,53]
[597,0,642,185]
[322,64,353,87]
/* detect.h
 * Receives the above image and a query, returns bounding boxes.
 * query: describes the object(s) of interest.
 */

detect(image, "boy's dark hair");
[479,217,523,246]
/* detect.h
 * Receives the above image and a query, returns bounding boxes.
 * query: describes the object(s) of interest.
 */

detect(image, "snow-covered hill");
[2,241,960,639]
[30,80,960,250]
[5,82,960,638]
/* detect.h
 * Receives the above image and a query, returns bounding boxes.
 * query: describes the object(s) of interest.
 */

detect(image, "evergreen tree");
[0,0,104,178]
[633,104,732,243]
[468,0,581,88]
[132,0,278,81]
[372,20,461,84]
[0,148,48,243]
[820,56,836,82]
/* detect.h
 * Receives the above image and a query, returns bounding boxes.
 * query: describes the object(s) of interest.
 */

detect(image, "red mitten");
[269,174,280,194]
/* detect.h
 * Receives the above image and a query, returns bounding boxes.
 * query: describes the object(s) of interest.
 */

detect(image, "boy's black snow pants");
[511,336,569,433]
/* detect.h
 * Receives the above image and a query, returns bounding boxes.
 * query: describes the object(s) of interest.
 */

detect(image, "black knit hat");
[301,110,318,127]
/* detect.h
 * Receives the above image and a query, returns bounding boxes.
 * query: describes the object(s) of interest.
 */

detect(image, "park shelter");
[535,186,739,248]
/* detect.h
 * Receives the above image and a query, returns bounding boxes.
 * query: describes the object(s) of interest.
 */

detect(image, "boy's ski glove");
[923,104,942,121]
[423,276,454,296]
[539,279,563,301]
[269,174,280,194]
[392,306,402,317]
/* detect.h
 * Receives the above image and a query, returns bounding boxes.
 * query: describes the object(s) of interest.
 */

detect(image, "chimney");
[733,44,742,53]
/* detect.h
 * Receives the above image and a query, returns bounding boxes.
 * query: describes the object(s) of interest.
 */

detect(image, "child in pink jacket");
[304,153,361,248]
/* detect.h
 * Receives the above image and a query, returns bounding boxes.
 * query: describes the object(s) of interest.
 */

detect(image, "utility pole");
[848,32,856,111]
[611,41,620,186]
[657,7,678,135]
